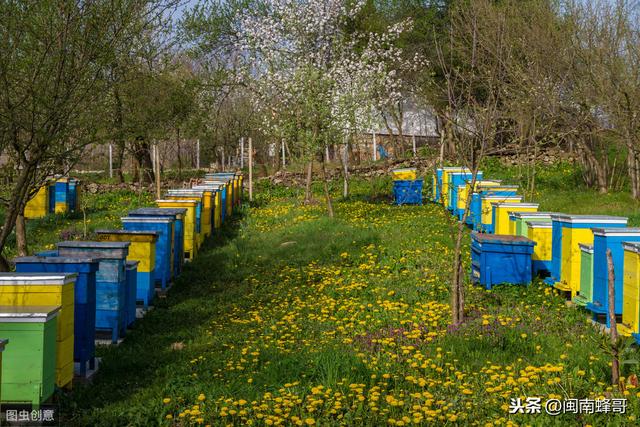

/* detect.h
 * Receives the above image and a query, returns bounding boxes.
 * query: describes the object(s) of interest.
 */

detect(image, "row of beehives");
[24,176,82,218]
[0,172,243,407]
[432,167,640,343]
[390,168,424,205]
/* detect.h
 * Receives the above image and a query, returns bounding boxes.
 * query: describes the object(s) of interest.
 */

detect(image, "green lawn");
[47,168,640,426]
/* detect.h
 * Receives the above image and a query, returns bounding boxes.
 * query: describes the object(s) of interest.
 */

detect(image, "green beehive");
[573,244,594,307]
[0,306,58,406]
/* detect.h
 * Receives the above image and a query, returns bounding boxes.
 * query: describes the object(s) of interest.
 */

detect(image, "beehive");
[204,181,228,223]
[24,186,49,219]
[457,180,502,220]
[121,216,174,289]
[0,273,75,388]
[469,186,519,229]
[125,261,138,327]
[573,244,594,307]
[167,189,211,239]
[57,241,129,344]
[68,178,81,213]
[95,230,158,308]
[447,171,483,213]
[492,203,539,235]
[391,168,417,181]
[13,256,98,376]
[441,167,470,208]
[619,242,640,341]
[510,212,554,237]
[128,208,185,276]
[545,215,628,295]
[54,178,69,214]
[155,200,196,261]
[0,306,58,405]
[527,221,553,276]
[193,184,225,230]
[165,193,204,245]
[479,195,523,233]
[471,233,536,289]
[587,228,640,327]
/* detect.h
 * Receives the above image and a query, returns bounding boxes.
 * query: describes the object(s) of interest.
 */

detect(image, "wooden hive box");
[440,167,469,208]
[447,171,482,213]
[587,228,640,326]
[193,184,225,231]
[479,195,522,233]
[125,261,139,327]
[545,215,627,295]
[54,178,70,214]
[527,221,553,276]
[95,230,158,308]
[471,232,536,290]
[155,200,196,261]
[619,242,640,342]
[128,208,185,277]
[510,212,554,237]
[0,305,59,405]
[492,202,539,236]
[167,189,212,239]
[24,186,49,219]
[0,274,75,388]
[121,216,174,288]
[573,244,594,307]
[457,180,501,221]
[203,180,229,223]
[57,241,129,344]
[13,257,98,376]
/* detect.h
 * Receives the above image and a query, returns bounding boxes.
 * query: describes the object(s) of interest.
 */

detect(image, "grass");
[44,163,640,427]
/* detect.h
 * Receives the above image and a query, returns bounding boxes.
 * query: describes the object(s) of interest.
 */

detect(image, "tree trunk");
[607,248,620,386]
[0,164,36,271]
[131,139,155,185]
[16,212,28,257]
[113,88,125,183]
[340,139,349,198]
[321,159,334,218]
[304,160,313,203]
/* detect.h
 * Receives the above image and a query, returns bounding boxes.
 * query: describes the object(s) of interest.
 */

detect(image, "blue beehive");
[128,208,185,277]
[471,232,536,290]
[121,216,174,290]
[468,186,519,229]
[587,228,640,327]
[125,260,138,327]
[56,241,129,344]
[447,171,483,213]
[48,181,56,213]
[393,179,423,205]
[37,250,59,257]
[544,215,628,290]
[13,256,99,375]
[54,178,70,213]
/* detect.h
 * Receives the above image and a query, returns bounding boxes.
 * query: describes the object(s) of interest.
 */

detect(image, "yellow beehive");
[492,203,539,235]
[24,186,49,219]
[95,232,156,274]
[391,168,417,181]
[528,221,553,266]
[619,242,640,337]
[156,200,199,260]
[164,195,204,247]
[480,196,522,231]
[0,273,76,388]
[457,180,502,214]
[226,181,233,216]
[441,167,470,207]
[168,190,212,240]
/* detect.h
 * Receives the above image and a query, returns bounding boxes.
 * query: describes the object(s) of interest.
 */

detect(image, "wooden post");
[108,144,113,178]
[151,145,156,174]
[282,139,286,168]
[412,135,417,156]
[248,137,253,202]
[196,139,200,169]
[325,145,330,162]
[373,132,377,161]
[155,144,161,200]
[240,137,245,169]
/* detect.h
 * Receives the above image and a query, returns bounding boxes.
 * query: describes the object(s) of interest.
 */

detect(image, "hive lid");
[129,208,187,216]
[13,256,97,265]
[192,185,224,191]
[471,232,536,245]
[58,241,130,249]
[623,242,640,253]
[125,260,140,268]
[482,195,522,201]
[156,199,199,205]
[579,243,594,252]
[121,216,173,223]
[512,212,555,219]
[526,221,552,228]
[492,202,538,208]
[0,272,77,285]
[551,214,628,224]
[95,229,159,237]
[0,305,60,322]
[392,168,417,172]
[592,228,640,237]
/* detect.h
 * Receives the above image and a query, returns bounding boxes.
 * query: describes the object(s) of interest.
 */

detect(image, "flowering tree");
[235,0,416,212]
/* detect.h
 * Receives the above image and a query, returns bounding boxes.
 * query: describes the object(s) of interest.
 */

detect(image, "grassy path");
[62,180,639,426]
